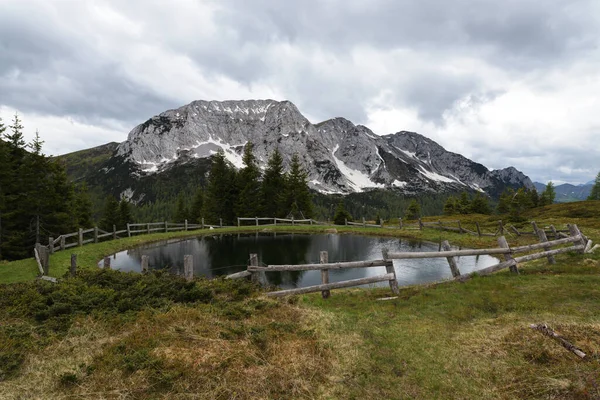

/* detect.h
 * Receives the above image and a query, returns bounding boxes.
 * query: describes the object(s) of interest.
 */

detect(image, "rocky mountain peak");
[110,99,533,199]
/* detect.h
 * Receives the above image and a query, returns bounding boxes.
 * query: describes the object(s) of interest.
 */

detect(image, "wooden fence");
[237,217,323,226]
[228,224,590,298]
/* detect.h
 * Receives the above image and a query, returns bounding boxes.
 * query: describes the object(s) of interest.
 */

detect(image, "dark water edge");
[101,233,499,289]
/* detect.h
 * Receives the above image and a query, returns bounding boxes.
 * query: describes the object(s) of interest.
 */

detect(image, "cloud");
[0,0,599,183]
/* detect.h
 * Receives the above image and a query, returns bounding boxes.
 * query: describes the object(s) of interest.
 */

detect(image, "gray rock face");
[115,99,532,196]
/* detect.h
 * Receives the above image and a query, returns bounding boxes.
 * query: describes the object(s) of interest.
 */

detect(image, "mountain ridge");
[59,99,533,205]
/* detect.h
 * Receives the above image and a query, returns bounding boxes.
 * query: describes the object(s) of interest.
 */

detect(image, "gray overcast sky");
[1,0,599,184]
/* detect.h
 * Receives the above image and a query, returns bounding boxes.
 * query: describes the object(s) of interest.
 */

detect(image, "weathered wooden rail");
[227,224,591,298]
[237,217,323,226]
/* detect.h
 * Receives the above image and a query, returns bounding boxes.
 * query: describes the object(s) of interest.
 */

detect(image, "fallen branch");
[529,323,586,359]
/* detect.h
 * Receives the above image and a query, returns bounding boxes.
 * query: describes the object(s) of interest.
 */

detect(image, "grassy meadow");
[0,201,599,399]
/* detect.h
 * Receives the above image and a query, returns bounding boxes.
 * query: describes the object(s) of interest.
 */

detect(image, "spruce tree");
[443,196,458,215]
[261,148,286,217]
[469,193,491,214]
[588,172,600,200]
[405,199,421,220]
[458,191,470,214]
[174,193,189,223]
[282,154,313,218]
[72,183,94,228]
[119,198,133,229]
[204,151,238,224]
[333,201,352,225]
[100,195,120,231]
[235,142,262,218]
[540,182,556,206]
[189,187,204,223]
[497,188,513,214]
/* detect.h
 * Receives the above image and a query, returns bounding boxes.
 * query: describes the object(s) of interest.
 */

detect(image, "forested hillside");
[0,114,92,260]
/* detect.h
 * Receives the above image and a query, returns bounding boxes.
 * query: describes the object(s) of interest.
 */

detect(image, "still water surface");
[104,233,498,288]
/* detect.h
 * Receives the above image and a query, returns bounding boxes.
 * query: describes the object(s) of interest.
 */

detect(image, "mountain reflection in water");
[102,233,499,289]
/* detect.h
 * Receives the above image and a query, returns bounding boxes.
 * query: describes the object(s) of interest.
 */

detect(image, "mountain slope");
[77,99,531,204]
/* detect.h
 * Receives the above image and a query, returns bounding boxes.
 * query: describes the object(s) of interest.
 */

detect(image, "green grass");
[1,202,599,398]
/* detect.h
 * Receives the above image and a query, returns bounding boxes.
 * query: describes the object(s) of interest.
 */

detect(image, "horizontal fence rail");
[228,223,590,298]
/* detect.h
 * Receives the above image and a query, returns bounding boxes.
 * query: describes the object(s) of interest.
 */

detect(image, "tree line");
[0,114,93,260]
[100,142,314,227]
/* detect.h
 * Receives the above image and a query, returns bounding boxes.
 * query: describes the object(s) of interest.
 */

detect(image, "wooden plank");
[70,254,77,277]
[226,270,252,279]
[39,276,58,283]
[249,254,261,284]
[382,248,400,294]
[320,251,330,299]
[34,247,45,275]
[97,232,114,239]
[533,222,555,264]
[82,239,94,245]
[81,228,95,234]
[568,224,587,252]
[266,273,395,297]
[498,236,518,274]
[62,232,79,239]
[64,242,78,249]
[141,255,149,273]
[249,259,391,272]
[441,240,461,278]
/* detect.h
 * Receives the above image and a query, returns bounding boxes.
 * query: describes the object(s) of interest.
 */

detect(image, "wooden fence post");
[475,222,482,238]
[70,254,77,277]
[274,218,277,226]
[399,218,403,229]
[127,223,131,237]
[532,222,555,264]
[184,255,193,281]
[382,248,400,294]
[550,225,558,240]
[113,224,117,240]
[498,220,504,236]
[380,219,383,228]
[292,217,295,225]
[202,218,205,229]
[255,216,259,226]
[141,255,149,273]
[78,228,83,247]
[418,218,423,230]
[345,218,347,226]
[184,219,188,231]
[237,217,240,227]
[498,236,518,274]
[60,236,65,250]
[164,221,168,233]
[441,240,461,278]
[567,224,587,253]
[103,256,111,269]
[457,220,462,233]
[320,251,330,299]
[363,217,366,228]
[250,253,260,284]
[220,218,223,228]
[94,227,99,243]
[48,237,54,254]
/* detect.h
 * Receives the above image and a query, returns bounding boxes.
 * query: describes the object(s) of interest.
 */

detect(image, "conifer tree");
[6,113,26,149]
[443,196,458,215]
[282,154,313,218]
[100,195,120,231]
[204,151,238,224]
[261,148,285,217]
[405,199,421,220]
[189,187,204,223]
[469,193,491,214]
[174,193,189,223]
[497,188,513,214]
[73,183,94,228]
[333,201,352,225]
[119,198,133,229]
[537,182,553,206]
[458,191,471,214]
[588,172,600,200]
[235,142,262,217]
